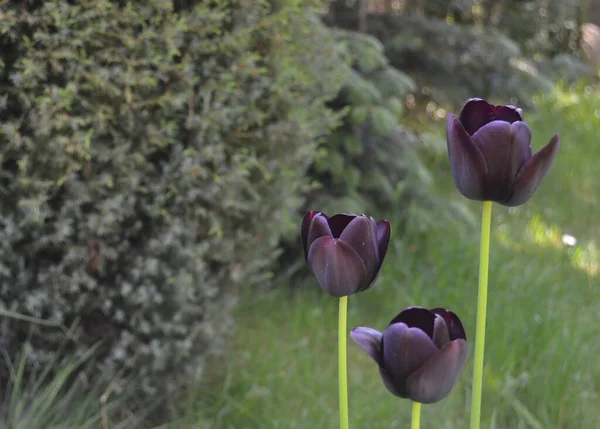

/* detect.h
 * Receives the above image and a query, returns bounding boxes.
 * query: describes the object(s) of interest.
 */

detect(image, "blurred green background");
[0,1,599,428]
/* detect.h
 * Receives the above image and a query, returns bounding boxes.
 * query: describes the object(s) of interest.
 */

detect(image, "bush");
[326,1,589,113]
[276,27,455,279]
[309,29,423,215]
[0,0,342,405]
[373,14,555,108]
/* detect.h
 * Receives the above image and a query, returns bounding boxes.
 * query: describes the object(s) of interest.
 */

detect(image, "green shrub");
[326,1,588,113]
[0,0,342,404]
[376,14,555,108]
[308,29,428,217]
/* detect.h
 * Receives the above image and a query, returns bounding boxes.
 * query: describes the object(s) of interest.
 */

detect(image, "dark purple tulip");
[446,98,559,206]
[301,211,391,297]
[351,306,468,404]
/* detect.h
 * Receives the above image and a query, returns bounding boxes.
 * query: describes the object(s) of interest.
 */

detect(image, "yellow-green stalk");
[339,296,349,429]
[469,200,493,429]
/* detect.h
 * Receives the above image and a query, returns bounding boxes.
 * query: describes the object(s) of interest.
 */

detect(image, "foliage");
[371,14,555,108]
[275,25,469,279]
[371,0,582,58]
[325,0,591,113]
[0,343,137,429]
[494,0,582,57]
[307,29,426,216]
[0,0,343,407]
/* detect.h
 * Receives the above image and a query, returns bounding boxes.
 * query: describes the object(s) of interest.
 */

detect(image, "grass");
[0,343,140,429]
[5,83,598,429]
[195,83,600,429]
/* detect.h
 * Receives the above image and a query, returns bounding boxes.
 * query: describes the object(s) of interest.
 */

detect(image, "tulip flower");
[301,211,391,297]
[351,306,469,404]
[302,211,392,429]
[447,99,560,429]
[446,98,559,206]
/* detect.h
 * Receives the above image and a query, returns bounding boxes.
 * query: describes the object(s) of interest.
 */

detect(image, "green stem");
[339,296,349,429]
[411,401,421,429]
[469,200,493,429]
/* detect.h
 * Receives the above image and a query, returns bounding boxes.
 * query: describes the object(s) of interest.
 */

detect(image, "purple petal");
[388,307,435,339]
[375,220,391,268]
[305,215,333,261]
[430,308,467,341]
[380,366,406,398]
[339,216,378,285]
[307,236,367,297]
[350,327,383,366]
[458,99,522,135]
[378,323,408,397]
[446,114,488,201]
[382,325,439,397]
[405,339,469,404]
[458,98,495,135]
[501,104,524,120]
[504,134,560,207]
[471,120,529,202]
[365,217,381,289]
[431,314,450,349]
[511,121,533,165]
[327,214,357,238]
[301,211,321,260]
[491,104,523,123]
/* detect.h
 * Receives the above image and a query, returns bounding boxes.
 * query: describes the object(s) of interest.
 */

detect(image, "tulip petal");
[327,213,357,238]
[504,134,560,207]
[365,217,381,290]
[305,215,332,261]
[388,307,435,339]
[405,339,469,404]
[491,105,523,124]
[380,366,407,398]
[511,121,533,166]
[378,322,409,397]
[458,98,494,135]
[446,114,488,201]
[382,324,439,397]
[431,308,467,341]
[375,219,391,268]
[301,211,321,260]
[501,104,524,119]
[471,120,528,201]
[350,327,383,366]
[432,314,450,349]
[458,98,522,135]
[339,216,378,287]
[307,236,367,297]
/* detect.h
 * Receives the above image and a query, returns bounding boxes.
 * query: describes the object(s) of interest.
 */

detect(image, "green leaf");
[344,70,382,105]
[370,106,398,136]
[385,96,405,117]
[349,105,371,124]
[373,68,416,98]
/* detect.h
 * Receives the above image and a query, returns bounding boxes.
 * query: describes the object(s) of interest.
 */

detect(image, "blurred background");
[0,0,599,428]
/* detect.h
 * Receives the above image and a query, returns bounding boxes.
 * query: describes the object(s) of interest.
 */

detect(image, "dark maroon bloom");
[446,98,559,206]
[351,306,468,404]
[301,211,391,297]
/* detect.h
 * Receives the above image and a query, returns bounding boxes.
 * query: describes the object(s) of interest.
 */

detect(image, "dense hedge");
[0,0,342,402]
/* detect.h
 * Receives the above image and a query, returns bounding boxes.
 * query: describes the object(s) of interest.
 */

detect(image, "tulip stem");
[411,402,421,429]
[339,296,350,429]
[470,200,493,429]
